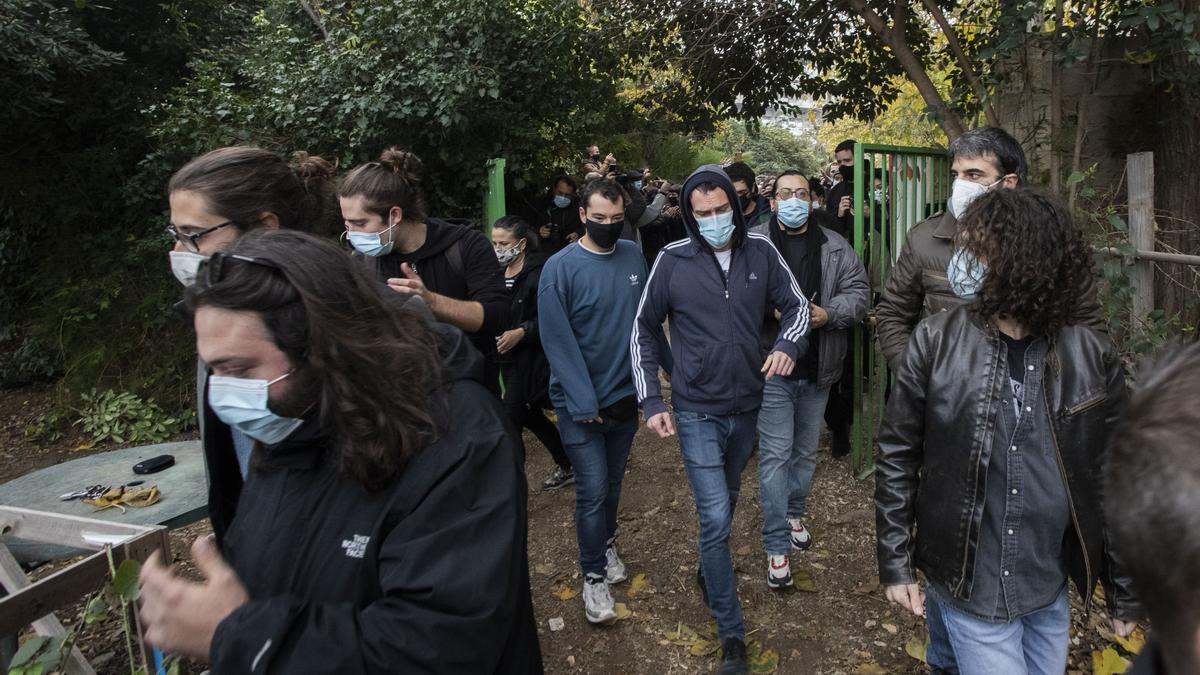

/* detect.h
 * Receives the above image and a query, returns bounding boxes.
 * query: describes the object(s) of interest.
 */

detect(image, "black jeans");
[501,376,571,471]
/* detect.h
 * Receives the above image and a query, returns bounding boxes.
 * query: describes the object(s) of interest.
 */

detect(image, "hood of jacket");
[400,217,474,261]
[679,164,747,252]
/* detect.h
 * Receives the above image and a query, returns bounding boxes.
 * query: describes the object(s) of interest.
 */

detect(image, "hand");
[496,327,525,354]
[838,195,852,218]
[580,416,604,424]
[566,232,579,243]
[139,535,249,659]
[646,412,675,438]
[810,304,829,328]
[1110,619,1137,638]
[662,206,679,219]
[761,350,795,380]
[604,153,617,165]
[884,583,926,618]
[386,263,430,303]
[539,225,552,239]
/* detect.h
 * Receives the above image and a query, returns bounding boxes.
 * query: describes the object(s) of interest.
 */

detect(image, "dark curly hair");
[955,187,1094,337]
[185,229,442,491]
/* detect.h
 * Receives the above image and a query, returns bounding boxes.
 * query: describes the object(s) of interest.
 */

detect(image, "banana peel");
[83,485,161,513]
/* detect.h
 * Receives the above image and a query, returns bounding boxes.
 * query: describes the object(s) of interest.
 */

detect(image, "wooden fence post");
[1127,152,1155,322]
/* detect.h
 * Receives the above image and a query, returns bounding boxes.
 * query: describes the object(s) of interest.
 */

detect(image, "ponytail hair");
[339,147,429,223]
[168,146,335,234]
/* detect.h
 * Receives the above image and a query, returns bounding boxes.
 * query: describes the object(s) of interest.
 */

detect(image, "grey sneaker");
[604,544,627,584]
[541,466,574,492]
[583,574,617,624]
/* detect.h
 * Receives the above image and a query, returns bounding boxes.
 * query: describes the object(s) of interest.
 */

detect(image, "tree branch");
[922,0,999,127]
[296,0,328,41]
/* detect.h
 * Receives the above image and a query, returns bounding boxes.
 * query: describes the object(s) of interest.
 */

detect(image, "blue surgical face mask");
[776,199,810,230]
[552,194,571,209]
[947,247,987,299]
[347,222,397,257]
[207,372,305,444]
[696,210,735,248]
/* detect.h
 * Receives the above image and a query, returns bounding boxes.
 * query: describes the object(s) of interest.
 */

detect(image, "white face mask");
[494,242,523,266]
[947,176,1006,218]
[207,372,304,444]
[170,251,208,287]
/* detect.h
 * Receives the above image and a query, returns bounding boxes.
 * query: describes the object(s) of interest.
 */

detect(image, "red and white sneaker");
[789,518,812,551]
[767,554,793,589]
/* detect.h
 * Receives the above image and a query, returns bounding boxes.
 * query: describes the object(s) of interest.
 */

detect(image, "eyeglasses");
[775,188,811,201]
[165,221,236,253]
[198,251,282,287]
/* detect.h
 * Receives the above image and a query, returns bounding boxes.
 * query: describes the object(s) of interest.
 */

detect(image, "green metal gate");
[848,143,952,477]
[484,157,507,241]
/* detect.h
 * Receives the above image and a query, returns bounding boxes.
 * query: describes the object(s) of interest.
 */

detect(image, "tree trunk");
[1048,0,1063,193]
[1150,70,1200,325]
[842,0,968,140]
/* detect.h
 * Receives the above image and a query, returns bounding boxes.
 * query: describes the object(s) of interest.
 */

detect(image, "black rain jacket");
[208,325,542,673]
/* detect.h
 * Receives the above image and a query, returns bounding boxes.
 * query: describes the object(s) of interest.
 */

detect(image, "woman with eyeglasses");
[491,216,574,492]
[166,146,336,546]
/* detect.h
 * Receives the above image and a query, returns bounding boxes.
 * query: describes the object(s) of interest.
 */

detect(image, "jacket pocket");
[1061,389,1106,417]
[920,271,961,318]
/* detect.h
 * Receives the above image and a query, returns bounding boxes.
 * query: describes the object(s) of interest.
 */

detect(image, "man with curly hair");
[875,188,1139,674]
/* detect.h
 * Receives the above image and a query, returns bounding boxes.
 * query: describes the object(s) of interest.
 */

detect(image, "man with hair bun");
[339,148,510,396]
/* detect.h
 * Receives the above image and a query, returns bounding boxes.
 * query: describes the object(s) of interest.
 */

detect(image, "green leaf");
[1065,171,1085,186]
[10,636,48,668]
[1107,214,1127,232]
[85,592,110,624]
[112,558,142,603]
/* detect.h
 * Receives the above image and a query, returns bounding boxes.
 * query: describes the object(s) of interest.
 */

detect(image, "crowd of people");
[140,131,1200,675]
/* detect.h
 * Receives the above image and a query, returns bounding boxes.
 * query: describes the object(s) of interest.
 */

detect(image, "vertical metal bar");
[484,158,507,241]
[851,142,866,472]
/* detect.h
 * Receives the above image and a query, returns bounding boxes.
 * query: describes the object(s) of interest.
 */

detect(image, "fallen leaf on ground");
[1114,627,1146,655]
[628,573,651,597]
[72,440,97,452]
[690,638,717,656]
[881,623,898,634]
[854,662,887,675]
[853,576,880,594]
[613,602,632,621]
[905,635,928,663]
[1092,647,1131,675]
[533,563,553,575]
[553,585,579,601]
[735,545,751,556]
[793,568,817,592]
[665,623,699,646]
[747,640,780,674]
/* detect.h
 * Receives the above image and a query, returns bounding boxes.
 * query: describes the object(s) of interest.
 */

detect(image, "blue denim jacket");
[939,336,1071,622]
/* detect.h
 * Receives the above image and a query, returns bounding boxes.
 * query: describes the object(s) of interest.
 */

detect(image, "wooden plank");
[0,544,95,675]
[0,506,151,550]
[0,551,110,636]
[1127,152,1155,322]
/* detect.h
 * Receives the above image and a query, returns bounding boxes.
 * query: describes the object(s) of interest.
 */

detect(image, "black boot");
[718,638,748,675]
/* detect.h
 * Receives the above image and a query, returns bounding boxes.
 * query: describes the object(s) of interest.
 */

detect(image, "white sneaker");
[767,553,793,589]
[789,518,812,550]
[604,544,627,584]
[583,575,618,624]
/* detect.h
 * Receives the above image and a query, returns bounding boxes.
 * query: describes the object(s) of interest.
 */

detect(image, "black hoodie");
[208,313,542,674]
[365,217,510,359]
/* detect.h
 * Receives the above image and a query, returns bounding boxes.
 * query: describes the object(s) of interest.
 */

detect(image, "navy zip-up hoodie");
[631,165,810,417]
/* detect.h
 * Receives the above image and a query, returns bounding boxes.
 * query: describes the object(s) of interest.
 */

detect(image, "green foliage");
[0,336,60,388]
[696,120,825,177]
[76,389,187,445]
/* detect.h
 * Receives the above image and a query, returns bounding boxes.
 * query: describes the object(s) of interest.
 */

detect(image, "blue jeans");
[756,377,830,555]
[926,584,1069,675]
[556,410,638,577]
[675,410,758,641]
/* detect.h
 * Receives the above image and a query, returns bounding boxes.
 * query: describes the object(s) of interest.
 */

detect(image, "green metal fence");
[484,158,506,241]
[849,143,952,478]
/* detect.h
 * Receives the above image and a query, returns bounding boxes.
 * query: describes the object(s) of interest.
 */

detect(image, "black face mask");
[584,220,623,249]
[838,164,855,182]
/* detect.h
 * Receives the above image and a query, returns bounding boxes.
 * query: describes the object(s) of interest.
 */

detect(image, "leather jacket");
[874,211,1107,372]
[874,307,1139,621]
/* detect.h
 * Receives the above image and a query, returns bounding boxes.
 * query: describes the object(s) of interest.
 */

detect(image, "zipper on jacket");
[1044,385,1094,612]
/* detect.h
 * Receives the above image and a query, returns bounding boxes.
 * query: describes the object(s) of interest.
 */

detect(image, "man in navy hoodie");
[632,165,810,675]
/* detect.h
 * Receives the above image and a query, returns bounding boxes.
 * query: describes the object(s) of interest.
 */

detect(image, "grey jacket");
[751,220,870,387]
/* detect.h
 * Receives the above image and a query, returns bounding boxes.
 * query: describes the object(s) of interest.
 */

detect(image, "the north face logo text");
[341,534,370,558]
